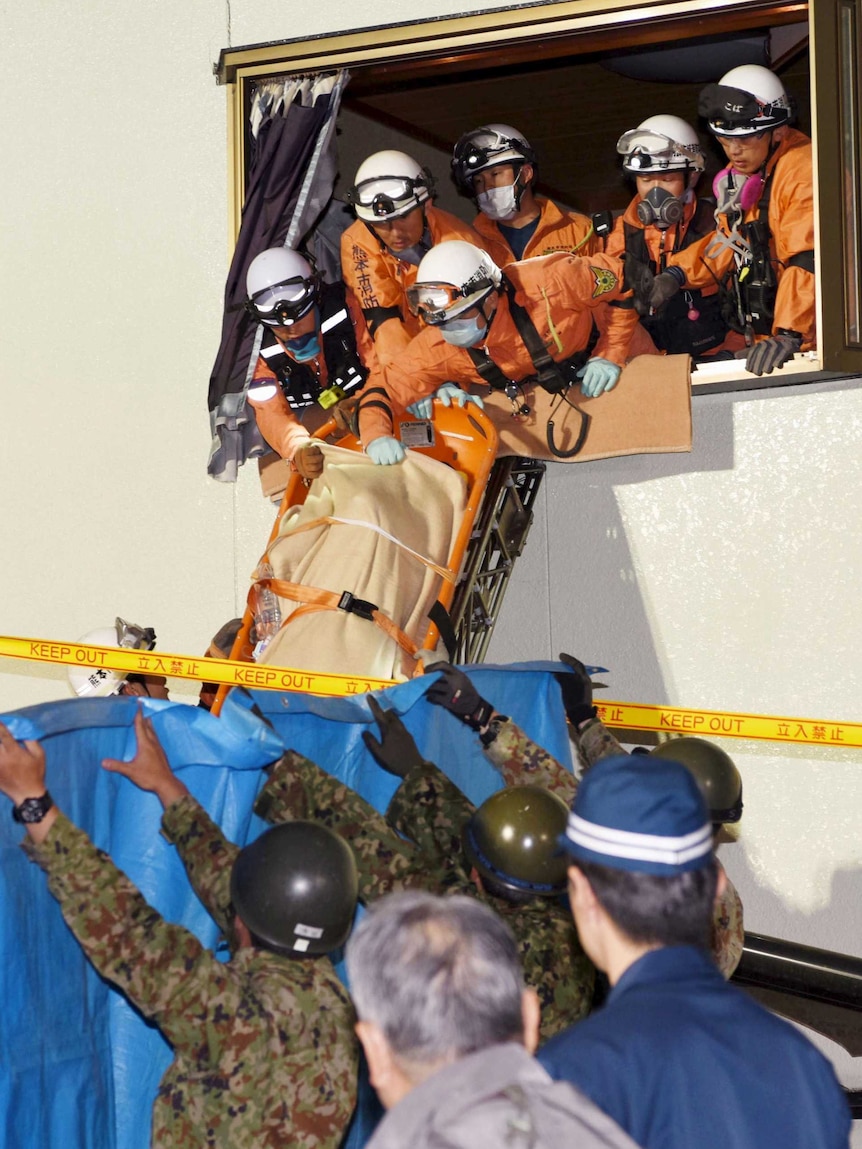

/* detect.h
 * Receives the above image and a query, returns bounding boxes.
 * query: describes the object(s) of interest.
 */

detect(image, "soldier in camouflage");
[0,712,359,1149]
[425,658,744,978]
[254,698,594,1041]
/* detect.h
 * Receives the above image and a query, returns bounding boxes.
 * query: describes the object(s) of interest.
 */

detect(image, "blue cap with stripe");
[559,754,713,875]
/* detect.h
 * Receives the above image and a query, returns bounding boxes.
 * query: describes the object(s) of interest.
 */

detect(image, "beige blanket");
[261,443,467,681]
[478,353,692,462]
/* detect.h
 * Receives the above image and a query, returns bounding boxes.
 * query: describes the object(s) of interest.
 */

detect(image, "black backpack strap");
[466,346,512,390]
[501,274,573,395]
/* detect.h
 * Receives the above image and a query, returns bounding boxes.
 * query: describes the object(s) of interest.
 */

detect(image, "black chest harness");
[712,165,815,339]
[465,275,592,458]
[624,201,729,356]
[259,282,367,412]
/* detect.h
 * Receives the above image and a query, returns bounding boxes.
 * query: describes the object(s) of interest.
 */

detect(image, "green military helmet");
[230,821,358,957]
[650,738,743,824]
[463,786,570,900]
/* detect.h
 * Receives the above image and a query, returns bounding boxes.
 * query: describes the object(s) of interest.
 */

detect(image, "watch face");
[12,793,53,824]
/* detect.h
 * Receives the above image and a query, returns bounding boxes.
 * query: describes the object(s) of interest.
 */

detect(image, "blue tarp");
[0,663,573,1149]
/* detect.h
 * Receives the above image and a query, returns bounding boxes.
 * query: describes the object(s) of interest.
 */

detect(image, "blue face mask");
[439,313,486,347]
[285,323,322,362]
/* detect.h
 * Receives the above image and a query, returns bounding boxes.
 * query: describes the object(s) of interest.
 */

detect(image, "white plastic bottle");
[252,561,282,660]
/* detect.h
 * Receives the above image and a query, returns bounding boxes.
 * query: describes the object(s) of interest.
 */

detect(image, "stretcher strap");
[278,515,457,583]
[254,578,421,660]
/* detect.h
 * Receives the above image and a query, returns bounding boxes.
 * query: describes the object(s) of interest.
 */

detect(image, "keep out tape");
[597,701,862,749]
[0,635,395,700]
[1,635,860,746]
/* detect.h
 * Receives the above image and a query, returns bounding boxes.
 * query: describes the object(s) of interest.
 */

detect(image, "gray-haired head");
[346,891,525,1073]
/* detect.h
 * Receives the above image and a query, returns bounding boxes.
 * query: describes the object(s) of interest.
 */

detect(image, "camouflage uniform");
[256,754,593,1040]
[25,797,357,1149]
[483,715,745,978]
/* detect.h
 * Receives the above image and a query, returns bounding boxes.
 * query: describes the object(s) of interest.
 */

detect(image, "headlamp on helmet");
[451,124,536,194]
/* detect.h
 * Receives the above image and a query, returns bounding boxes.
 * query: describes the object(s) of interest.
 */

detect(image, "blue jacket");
[538,945,851,1149]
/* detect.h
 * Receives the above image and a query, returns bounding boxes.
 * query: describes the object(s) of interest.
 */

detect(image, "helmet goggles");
[347,173,433,222]
[247,275,317,327]
[452,127,533,186]
[407,272,496,325]
[698,84,792,137]
[617,128,705,173]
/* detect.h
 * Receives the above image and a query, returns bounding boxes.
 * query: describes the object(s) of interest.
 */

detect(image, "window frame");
[217,0,862,386]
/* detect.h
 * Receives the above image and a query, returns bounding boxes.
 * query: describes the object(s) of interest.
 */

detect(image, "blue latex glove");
[436,383,484,409]
[406,396,434,419]
[577,358,621,398]
[366,436,406,465]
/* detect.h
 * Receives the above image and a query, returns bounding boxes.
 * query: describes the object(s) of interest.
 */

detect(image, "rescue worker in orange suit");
[356,240,639,464]
[647,65,814,377]
[244,247,368,481]
[451,124,600,265]
[341,150,484,372]
[607,115,744,361]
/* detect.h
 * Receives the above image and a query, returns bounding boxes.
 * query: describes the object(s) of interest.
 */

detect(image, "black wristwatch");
[12,791,54,824]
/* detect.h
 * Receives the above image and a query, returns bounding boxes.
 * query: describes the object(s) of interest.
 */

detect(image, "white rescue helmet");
[246,248,318,327]
[617,115,705,180]
[348,150,435,223]
[452,124,537,194]
[68,618,157,698]
[406,241,502,325]
[699,65,793,137]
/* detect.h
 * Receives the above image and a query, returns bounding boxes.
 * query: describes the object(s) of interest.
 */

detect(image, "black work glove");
[744,331,802,377]
[362,696,426,778]
[648,267,684,313]
[424,662,494,731]
[554,653,598,727]
[622,253,654,318]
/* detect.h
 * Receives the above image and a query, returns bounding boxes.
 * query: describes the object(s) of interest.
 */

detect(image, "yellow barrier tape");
[1,635,859,744]
[597,700,862,749]
[0,636,395,699]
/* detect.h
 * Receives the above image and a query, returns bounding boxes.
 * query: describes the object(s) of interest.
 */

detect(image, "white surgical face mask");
[477,182,519,221]
[439,313,486,347]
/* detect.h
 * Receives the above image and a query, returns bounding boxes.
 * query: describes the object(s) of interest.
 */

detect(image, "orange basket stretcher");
[212,401,498,714]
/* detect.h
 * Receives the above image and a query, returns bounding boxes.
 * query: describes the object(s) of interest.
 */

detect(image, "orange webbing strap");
[276,516,457,584]
[251,578,421,659]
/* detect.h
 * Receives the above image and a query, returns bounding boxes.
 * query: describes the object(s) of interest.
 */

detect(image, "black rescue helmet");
[650,738,743,824]
[463,785,570,899]
[230,821,358,956]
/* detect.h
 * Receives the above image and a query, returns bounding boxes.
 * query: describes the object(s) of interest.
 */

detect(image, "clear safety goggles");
[115,617,157,652]
[406,277,495,325]
[348,176,425,219]
[247,276,317,326]
[616,129,704,171]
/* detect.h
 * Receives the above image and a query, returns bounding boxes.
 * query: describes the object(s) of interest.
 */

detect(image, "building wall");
[2,0,860,1115]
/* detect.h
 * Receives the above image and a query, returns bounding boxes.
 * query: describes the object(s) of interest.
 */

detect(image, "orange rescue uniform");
[341,205,484,369]
[605,196,744,358]
[665,128,815,348]
[358,251,638,446]
[472,195,600,266]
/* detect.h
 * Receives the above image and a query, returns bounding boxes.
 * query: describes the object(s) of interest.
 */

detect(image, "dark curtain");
[207,72,348,482]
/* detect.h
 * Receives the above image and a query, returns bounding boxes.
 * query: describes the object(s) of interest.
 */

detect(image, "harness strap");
[279,516,457,583]
[253,578,420,659]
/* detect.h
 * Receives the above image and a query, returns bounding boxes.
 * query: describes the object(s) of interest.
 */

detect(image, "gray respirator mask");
[637,186,685,230]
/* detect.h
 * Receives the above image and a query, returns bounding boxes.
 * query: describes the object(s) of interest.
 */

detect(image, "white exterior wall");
[2,0,859,1120]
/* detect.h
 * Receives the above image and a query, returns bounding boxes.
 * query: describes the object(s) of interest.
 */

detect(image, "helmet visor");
[248,276,317,326]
